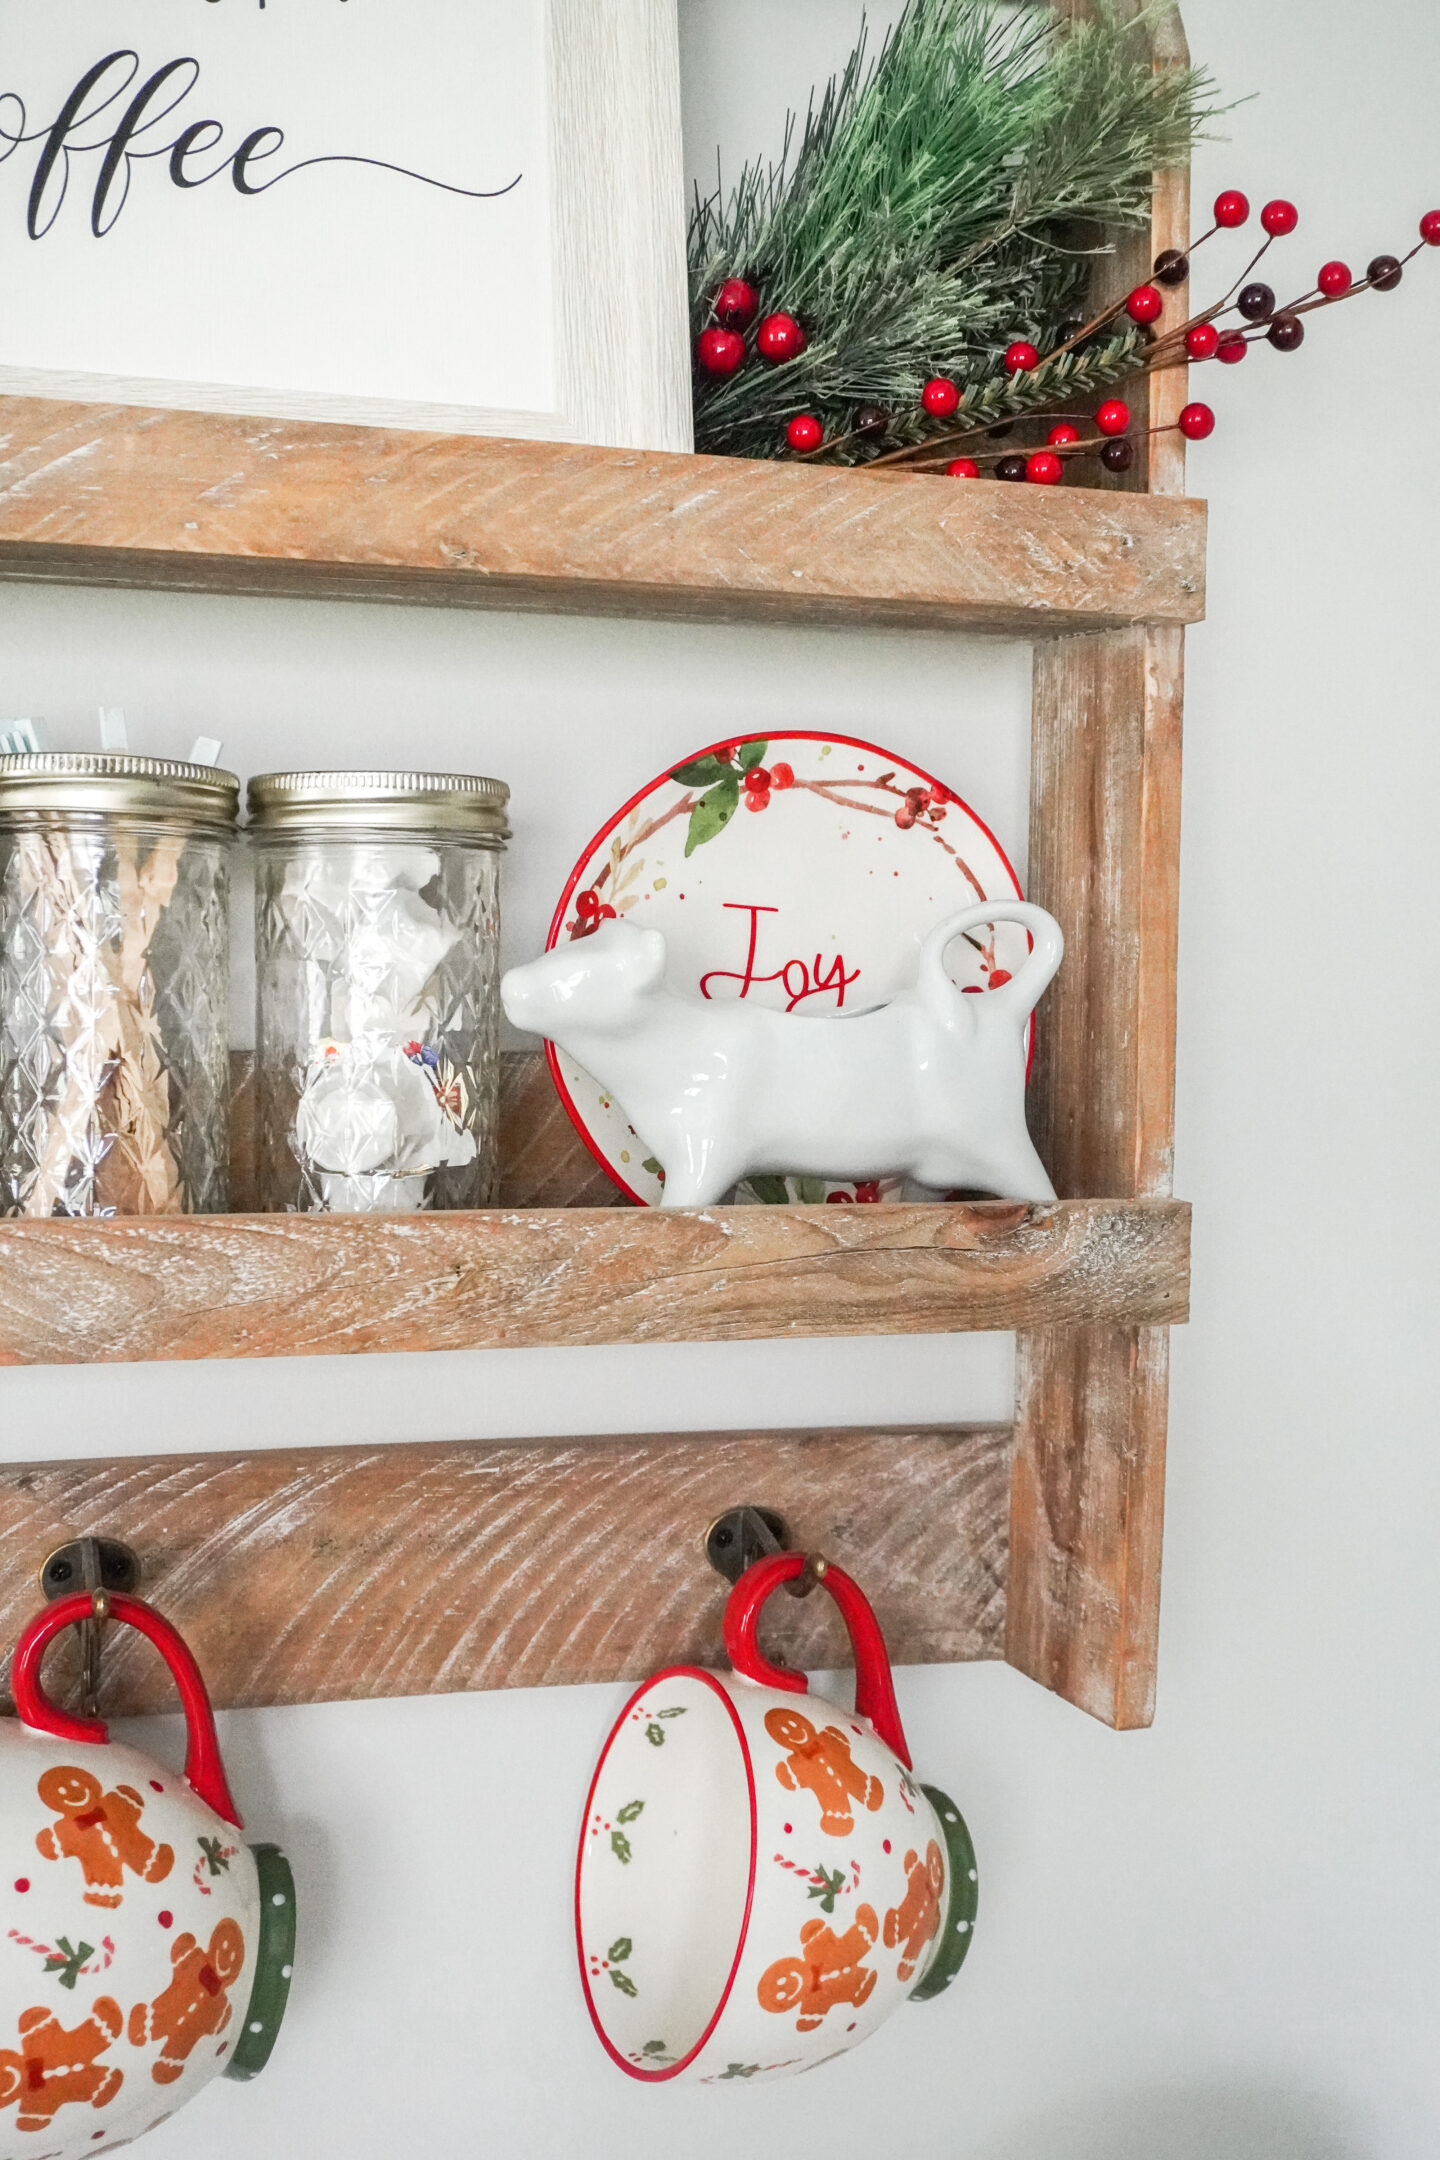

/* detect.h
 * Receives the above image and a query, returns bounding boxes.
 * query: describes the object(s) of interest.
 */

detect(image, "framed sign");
[0,0,692,451]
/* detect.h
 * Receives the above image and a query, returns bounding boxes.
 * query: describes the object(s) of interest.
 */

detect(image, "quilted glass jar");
[248,770,510,1214]
[0,754,238,1218]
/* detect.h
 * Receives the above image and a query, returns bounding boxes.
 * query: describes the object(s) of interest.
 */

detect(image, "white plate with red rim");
[546,730,1028,1205]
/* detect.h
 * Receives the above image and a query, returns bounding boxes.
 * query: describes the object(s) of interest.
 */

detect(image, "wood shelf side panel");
[0,1425,1011,1711]
[0,396,1206,637]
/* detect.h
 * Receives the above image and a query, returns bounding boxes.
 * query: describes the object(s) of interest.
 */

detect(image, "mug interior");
[577,1670,754,2077]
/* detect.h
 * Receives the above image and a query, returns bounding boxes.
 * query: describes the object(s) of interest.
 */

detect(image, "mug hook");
[38,1536,140,1720]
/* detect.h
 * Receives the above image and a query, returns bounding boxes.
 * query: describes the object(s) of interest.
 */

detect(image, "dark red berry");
[696,327,745,376]
[714,278,758,330]
[770,762,795,789]
[1421,211,1440,246]
[1026,450,1064,485]
[1101,439,1135,473]
[1261,198,1299,236]
[743,766,771,794]
[1267,312,1304,351]
[1214,189,1250,228]
[996,454,1029,482]
[1179,401,1215,440]
[1367,254,1404,291]
[1317,260,1352,297]
[1004,340,1040,372]
[575,890,601,921]
[1237,281,1276,320]
[1126,284,1164,324]
[1153,248,1189,286]
[1095,399,1131,436]
[786,414,823,452]
[1217,336,1249,364]
[922,376,960,416]
[946,457,980,478]
[756,312,806,362]
[853,1181,882,1203]
[1048,422,1081,445]
[895,804,918,828]
[852,403,890,439]
[1185,322,1220,359]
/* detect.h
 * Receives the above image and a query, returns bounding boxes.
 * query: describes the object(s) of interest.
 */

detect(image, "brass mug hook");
[38,1537,141,1718]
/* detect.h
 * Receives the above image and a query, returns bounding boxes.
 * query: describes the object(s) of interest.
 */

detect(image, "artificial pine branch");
[689,0,1222,463]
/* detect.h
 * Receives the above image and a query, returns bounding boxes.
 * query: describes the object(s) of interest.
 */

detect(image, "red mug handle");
[722,1553,912,1769]
[10,1592,242,1830]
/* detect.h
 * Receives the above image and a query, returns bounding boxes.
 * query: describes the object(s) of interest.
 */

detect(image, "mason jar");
[0,753,239,1217]
[248,770,510,1214]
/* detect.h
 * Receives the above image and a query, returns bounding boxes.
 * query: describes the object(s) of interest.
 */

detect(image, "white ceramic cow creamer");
[0,1594,296,2160]
[502,900,1063,1206]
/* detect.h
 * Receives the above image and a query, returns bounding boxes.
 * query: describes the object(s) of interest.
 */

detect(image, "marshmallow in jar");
[247,770,509,1213]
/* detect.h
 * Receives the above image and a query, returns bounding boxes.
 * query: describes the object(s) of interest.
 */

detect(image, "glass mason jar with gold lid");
[0,752,239,1217]
[248,769,510,1214]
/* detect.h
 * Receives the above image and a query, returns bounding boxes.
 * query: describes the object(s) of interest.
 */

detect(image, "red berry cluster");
[572,887,618,938]
[697,278,809,407]
[894,782,948,830]
[742,759,795,814]
[867,188,1440,485]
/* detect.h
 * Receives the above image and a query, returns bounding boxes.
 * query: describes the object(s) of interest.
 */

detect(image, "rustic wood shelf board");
[0,1198,1187,1367]
[0,395,1205,637]
[0,1426,1010,1711]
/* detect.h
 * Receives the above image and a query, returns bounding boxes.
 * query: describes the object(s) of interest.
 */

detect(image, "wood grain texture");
[1008,624,1184,1728]
[0,1198,1188,1368]
[0,1426,1011,1711]
[0,396,1206,637]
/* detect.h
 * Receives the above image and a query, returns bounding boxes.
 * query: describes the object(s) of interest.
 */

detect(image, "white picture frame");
[0,0,693,452]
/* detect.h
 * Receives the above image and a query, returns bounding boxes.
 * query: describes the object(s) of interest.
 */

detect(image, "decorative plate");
[546,731,1026,1205]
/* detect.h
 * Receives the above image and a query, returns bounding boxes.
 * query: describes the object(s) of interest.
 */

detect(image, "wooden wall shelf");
[0,1198,1188,1368]
[0,393,1204,639]
[0,1426,1011,1714]
[0,0,1196,1733]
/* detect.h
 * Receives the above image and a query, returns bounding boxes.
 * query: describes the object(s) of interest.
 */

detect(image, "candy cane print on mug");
[0,1594,296,2158]
[575,1554,978,2083]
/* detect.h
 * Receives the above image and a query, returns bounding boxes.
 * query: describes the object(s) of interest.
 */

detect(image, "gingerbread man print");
[763,1708,885,1836]
[129,1918,246,2084]
[34,1766,174,1910]
[883,1840,946,1982]
[757,1905,880,2032]
[0,1997,124,2132]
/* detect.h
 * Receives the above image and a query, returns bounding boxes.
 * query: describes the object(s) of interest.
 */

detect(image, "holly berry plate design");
[546,732,1026,1205]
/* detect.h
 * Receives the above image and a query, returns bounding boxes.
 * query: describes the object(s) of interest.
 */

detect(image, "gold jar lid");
[0,752,240,828]
[247,769,510,842]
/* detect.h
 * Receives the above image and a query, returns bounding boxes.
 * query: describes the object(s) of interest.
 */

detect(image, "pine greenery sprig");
[689,0,1222,463]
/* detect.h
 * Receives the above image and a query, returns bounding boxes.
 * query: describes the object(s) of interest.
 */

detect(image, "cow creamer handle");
[723,1552,912,1768]
[11,1592,243,1829]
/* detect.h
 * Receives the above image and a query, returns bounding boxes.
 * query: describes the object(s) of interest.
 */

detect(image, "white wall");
[3,2,1438,2152]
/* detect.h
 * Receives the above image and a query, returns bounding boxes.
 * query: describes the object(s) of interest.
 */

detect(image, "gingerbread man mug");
[576,1554,978,2083]
[0,1593,296,2159]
